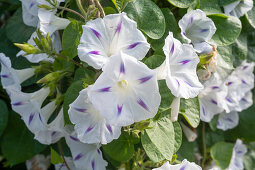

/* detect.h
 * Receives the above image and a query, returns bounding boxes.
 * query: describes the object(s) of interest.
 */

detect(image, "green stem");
[76,0,87,17]
[201,122,207,168]
[57,141,71,170]
[57,6,86,20]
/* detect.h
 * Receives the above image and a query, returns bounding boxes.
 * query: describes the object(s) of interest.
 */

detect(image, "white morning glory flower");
[227,139,247,170]
[217,111,239,131]
[198,74,227,122]
[38,8,70,35]
[34,108,66,145]
[88,52,161,126]
[65,132,108,170]
[178,9,216,53]
[153,159,202,170]
[78,12,150,69]
[0,53,35,90]
[17,31,62,63]
[224,0,253,18]
[20,0,39,27]
[69,86,121,144]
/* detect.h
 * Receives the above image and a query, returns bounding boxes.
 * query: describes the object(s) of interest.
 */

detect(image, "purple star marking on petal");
[120,62,125,74]
[97,149,101,154]
[170,42,175,54]
[190,17,193,24]
[70,136,79,142]
[0,74,8,78]
[106,124,113,134]
[202,106,206,116]
[184,80,193,87]
[137,98,149,111]
[225,97,232,103]
[88,51,100,55]
[241,79,247,85]
[28,113,35,125]
[176,79,180,87]
[211,86,219,90]
[115,21,122,34]
[200,28,209,32]
[226,81,233,86]
[128,42,141,49]
[12,101,23,106]
[39,113,42,122]
[117,104,123,116]
[74,107,87,112]
[139,75,153,84]
[51,131,57,136]
[179,59,191,65]
[91,160,95,170]
[242,65,248,70]
[85,126,94,133]
[226,118,233,122]
[180,165,186,170]
[210,99,217,105]
[29,2,35,9]
[74,153,83,161]
[89,28,101,39]
[97,87,111,92]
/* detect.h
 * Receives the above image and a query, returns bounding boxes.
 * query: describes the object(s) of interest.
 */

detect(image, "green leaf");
[246,2,255,29]
[176,136,195,162]
[232,31,248,67]
[173,122,182,153]
[51,148,63,165]
[62,20,83,59]
[1,112,46,166]
[208,14,242,46]
[199,0,222,14]
[219,0,240,6]
[210,142,234,169]
[150,8,180,51]
[6,8,35,43]
[124,0,165,39]
[180,97,200,128]
[141,115,175,162]
[74,67,96,83]
[112,0,132,12]
[217,45,234,70]
[144,55,165,69]
[158,80,175,110]
[102,132,135,162]
[104,7,117,15]
[63,80,84,124]
[167,0,195,8]
[0,100,8,137]
[0,26,19,57]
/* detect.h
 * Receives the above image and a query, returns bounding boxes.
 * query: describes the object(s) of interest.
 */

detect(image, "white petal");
[235,91,253,112]
[193,42,213,54]
[170,97,180,122]
[180,122,197,142]
[217,111,239,131]
[65,132,107,170]
[89,52,161,126]
[69,86,121,144]
[20,0,39,27]
[178,9,216,44]
[224,0,253,18]
[78,12,149,69]
[38,9,70,35]
[163,32,203,99]
[227,139,247,170]
[153,159,202,170]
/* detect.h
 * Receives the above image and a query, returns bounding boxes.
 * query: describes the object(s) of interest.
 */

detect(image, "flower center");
[118,79,128,89]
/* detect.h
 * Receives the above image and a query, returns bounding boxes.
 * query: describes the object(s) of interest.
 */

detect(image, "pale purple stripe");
[242,79,247,84]
[90,28,101,39]
[200,28,209,32]
[183,32,186,35]
[184,81,192,87]
[85,126,94,133]
[241,98,247,102]
[128,42,141,49]
[180,165,186,170]
[91,160,95,170]
[74,107,87,112]
[226,118,233,122]
[226,81,233,86]
[210,99,217,105]
[211,86,219,90]
[242,65,248,70]
[28,113,35,125]
[0,74,8,78]
[12,101,23,106]
[236,150,242,154]
[170,42,175,54]
[97,87,111,92]
[51,131,57,136]
[70,136,79,142]
[137,98,149,111]
[179,59,191,65]
[39,113,42,122]
[190,17,193,24]
[88,51,100,55]
[74,153,83,161]
[106,124,113,134]
[97,149,101,154]
[202,106,206,116]
[115,21,122,34]
[29,2,35,9]
[139,75,153,84]
[176,79,180,87]
[225,97,232,103]
[120,62,125,74]
[117,104,123,116]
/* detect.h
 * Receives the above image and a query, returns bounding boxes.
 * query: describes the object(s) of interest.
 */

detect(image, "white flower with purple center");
[17,31,62,63]
[69,86,121,144]
[88,52,160,126]
[153,159,202,170]
[38,8,70,35]
[0,53,35,90]
[217,111,239,131]
[224,0,253,18]
[227,139,247,170]
[65,132,107,170]
[34,108,66,145]
[78,12,150,69]
[178,9,216,53]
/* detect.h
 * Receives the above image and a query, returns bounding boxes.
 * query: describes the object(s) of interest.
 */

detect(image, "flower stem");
[57,141,71,170]
[57,6,86,21]
[201,122,207,168]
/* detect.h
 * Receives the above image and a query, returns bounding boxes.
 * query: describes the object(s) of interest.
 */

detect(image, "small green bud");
[37,72,61,84]
[14,43,41,54]
[38,4,52,10]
